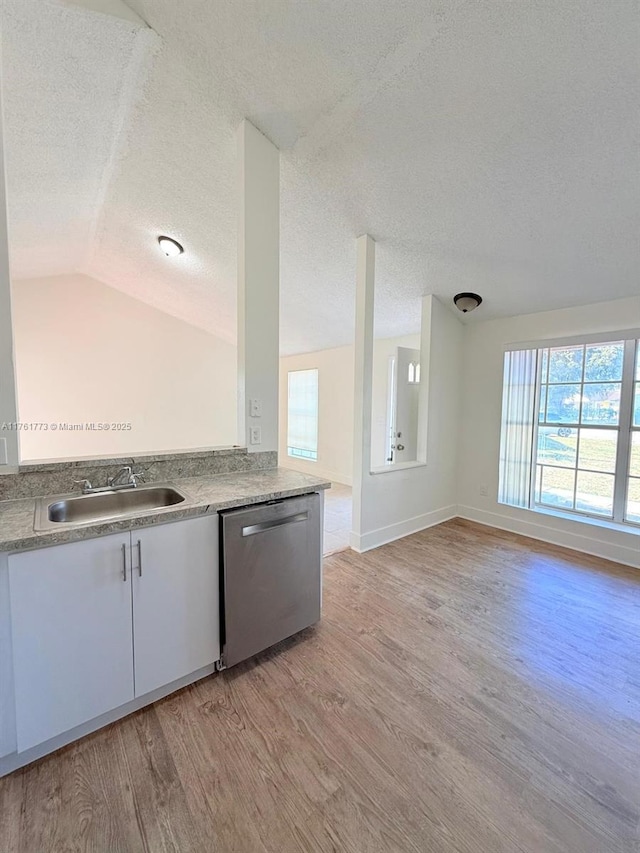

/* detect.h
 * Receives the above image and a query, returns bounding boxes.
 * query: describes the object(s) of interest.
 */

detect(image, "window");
[629,344,640,523]
[407,361,421,384]
[287,369,318,461]
[499,336,639,528]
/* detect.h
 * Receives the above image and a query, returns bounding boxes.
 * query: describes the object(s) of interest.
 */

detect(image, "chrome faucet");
[107,466,145,488]
[73,467,145,494]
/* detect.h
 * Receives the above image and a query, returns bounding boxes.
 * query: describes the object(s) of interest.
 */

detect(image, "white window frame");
[501,329,640,530]
[286,368,319,462]
[630,347,640,525]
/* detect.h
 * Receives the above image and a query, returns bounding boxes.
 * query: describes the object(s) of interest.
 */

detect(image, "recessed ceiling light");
[158,235,184,257]
[453,292,482,313]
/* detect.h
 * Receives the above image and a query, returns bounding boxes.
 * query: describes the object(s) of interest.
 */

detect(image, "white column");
[351,234,376,546]
[0,58,19,469]
[237,119,279,453]
[416,294,433,460]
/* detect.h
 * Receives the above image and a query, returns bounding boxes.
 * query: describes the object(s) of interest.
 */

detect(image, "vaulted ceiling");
[2,0,639,355]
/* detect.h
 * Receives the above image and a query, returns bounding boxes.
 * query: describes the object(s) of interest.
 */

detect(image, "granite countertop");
[0,468,331,554]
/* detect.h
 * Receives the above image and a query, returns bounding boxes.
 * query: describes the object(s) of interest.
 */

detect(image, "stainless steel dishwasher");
[219,492,322,668]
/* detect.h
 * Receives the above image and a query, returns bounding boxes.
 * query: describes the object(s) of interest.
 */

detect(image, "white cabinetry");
[6,515,220,755]
[9,533,134,752]
[132,516,219,696]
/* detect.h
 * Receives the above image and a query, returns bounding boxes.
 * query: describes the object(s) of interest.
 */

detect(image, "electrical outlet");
[249,426,262,445]
[249,398,262,417]
[0,437,7,465]
[479,483,488,497]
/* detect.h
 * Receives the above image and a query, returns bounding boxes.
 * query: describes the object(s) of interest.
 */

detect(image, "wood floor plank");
[67,722,152,853]
[267,622,567,853]
[156,679,318,853]
[118,708,205,853]
[0,764,22,853]
[1,519,638,852]
[0,724,149,853]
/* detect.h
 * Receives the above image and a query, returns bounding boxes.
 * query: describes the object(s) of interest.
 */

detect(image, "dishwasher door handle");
[242,511,308,537]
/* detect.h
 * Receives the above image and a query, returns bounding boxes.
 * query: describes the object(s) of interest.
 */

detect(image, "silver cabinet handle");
[136,539,142,577]
[121,543,127,582]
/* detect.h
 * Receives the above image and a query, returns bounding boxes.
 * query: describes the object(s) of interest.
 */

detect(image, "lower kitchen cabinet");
[7,515,220,755]
[8,532,135,752]
[131,515,220,696]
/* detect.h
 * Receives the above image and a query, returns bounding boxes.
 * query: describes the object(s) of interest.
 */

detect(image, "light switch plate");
[249,426,262,445]
[249,398,262,417]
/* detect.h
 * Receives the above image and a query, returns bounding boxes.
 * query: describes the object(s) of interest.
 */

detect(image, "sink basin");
[35,484,188,530]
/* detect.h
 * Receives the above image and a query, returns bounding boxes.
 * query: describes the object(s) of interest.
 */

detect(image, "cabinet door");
[9,534,134,752]
[132,516,219,697]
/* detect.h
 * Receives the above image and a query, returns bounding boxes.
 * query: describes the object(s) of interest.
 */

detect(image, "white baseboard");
[457,505,640,570]
[350,505,457,553]
[348,502,639,569]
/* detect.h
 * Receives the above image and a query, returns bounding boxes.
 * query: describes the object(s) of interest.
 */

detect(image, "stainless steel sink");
[34,484,188,531]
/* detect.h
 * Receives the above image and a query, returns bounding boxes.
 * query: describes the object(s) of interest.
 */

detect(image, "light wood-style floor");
[1,519,639,853]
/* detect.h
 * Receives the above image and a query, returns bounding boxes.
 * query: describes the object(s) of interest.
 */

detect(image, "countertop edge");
[0,471,331,555]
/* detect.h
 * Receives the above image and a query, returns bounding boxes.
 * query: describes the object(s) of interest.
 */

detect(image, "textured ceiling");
[0,0,158,279]
[2,0,639,355]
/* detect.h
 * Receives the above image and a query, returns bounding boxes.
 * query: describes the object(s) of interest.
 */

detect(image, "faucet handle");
[107,466,132,487]
[73,479,92,493]
[130,471,145,486]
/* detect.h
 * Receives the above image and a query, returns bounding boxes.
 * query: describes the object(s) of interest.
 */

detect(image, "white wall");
[279,334,421,486]
[458,295,640,569]
[353,286,464,551]
[0,64,19,469]
[12,274,237,460]
[237,119,279,453]
[279,344,355,485]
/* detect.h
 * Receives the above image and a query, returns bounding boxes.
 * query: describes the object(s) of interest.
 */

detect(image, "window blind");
[498,349,537,507]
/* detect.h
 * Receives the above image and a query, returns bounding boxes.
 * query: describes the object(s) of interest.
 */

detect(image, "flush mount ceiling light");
[453,292,482,313]
[157,235,184,257]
